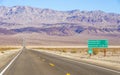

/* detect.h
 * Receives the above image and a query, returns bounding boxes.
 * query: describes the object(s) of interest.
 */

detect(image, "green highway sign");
[87,40,108,54]
[88,40,108,48]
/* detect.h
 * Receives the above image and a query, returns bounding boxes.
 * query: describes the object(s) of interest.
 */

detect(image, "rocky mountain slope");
[0,6,120,45]
[0,6,120,36]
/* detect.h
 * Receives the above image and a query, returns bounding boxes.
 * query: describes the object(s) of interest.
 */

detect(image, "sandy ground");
[35,49,120,71]
[0,49,19,70]
[0,33,120,46]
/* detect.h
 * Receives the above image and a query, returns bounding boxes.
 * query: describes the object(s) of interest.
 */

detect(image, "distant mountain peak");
[0,6,120,36]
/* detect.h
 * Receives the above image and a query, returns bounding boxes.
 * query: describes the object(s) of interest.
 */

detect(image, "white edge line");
[66,58,120,74]
[0,49,23,75]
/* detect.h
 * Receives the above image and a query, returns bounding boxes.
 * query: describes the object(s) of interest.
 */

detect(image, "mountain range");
[0,6,120,46]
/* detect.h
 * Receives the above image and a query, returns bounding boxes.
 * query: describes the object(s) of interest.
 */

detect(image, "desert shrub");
[0,47,18,51]
[62,50,66,53]
[1,51,4,53]
[93,48,99,55]
[71,50,77,53]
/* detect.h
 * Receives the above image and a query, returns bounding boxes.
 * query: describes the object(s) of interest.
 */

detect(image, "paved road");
[1,49,120,75]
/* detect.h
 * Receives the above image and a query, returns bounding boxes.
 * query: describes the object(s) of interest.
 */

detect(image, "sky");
[0,0,120,14]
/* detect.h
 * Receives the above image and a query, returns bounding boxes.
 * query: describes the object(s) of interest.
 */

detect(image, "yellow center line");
[66,73,71,75]
[49,63,55,67]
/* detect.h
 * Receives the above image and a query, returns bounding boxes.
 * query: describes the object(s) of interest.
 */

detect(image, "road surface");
[0,49,120,75]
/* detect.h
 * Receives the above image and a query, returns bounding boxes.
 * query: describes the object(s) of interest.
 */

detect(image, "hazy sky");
[0,0,120,13]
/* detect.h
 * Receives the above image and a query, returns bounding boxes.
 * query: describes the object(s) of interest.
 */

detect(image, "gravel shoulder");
[0,49,19,70]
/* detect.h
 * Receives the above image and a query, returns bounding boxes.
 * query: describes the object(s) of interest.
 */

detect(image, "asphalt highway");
[0,49,120,75]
